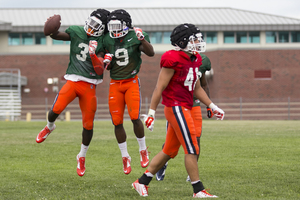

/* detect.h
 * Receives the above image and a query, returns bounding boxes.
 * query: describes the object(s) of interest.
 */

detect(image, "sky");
[1,0,300,19]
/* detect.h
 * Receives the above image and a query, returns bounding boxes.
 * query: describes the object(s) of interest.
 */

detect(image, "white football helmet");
[107,9,132,38]
[108,20,129,38]
[84,16,105,37]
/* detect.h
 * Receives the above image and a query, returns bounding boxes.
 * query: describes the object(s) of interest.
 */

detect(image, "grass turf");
[0,120,299,199]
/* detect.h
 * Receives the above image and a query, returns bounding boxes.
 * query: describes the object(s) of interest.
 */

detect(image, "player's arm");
[134,27,155,57]
[139,39,155,57]
[50,31,70,41]
[143,67,174,131]
[194,80,225,120]
[200,73,214,118]
[200,73,210,97]
[149,67,174,111]
[194,80,212,107]
[89,41,104,75]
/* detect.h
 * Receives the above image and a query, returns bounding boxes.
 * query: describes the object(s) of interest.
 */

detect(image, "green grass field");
[0,120,299,200]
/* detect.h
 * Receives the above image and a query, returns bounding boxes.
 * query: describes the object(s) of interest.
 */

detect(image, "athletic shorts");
[191,106,202,138]
[163,106,199,158]
[108,76,141,125]
[52,80,97,130]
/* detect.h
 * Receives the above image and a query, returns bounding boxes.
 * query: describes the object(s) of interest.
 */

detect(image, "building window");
[162,32,172,44]
[249,32,260,43]
[205,32,218,44]
[8,32,46,45]
[291,31,300,42]
[22,33,34,45]
[8,33,20,45]
[254,70,271,79]
[236,32,247,43]
[224,32,235,43]
[52,40,70,45]
[149,32,162,44]
[35,33,46,45]
[278,31,289,43]
[266,31,277,43]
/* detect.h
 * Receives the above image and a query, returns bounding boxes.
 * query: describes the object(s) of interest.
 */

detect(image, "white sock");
[118,142,130,158]
[145,171,154,178]
[47,120,55,130]
[136,136,147,151]
[78,144,89,158]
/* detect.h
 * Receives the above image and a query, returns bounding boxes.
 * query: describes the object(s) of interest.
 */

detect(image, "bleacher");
[0,88,21,121]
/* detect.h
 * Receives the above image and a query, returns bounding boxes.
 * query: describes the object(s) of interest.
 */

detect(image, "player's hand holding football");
[209,103,225,120]
[89,40,97,55]
[141,109,155,131]
[134,27,144,40]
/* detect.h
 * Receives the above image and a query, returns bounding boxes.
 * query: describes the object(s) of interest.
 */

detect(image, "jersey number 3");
[76,43,89,62]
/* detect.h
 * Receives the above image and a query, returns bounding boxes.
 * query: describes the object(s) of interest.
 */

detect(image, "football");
[44,14,61,36]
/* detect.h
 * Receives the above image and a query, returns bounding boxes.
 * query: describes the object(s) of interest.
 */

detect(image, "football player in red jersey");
[36,9,110,177]
[94,9,154,175]
[156,32,215,182]
[132,23,224,198]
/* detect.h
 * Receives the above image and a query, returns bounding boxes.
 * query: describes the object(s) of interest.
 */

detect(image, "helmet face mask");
[185,33,206,53]
[84,16,105,37]
[84,9,110,37]
[108,20,129,38]
[107,9,132,39]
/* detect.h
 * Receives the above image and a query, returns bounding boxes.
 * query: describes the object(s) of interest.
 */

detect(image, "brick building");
[0,8,300,120]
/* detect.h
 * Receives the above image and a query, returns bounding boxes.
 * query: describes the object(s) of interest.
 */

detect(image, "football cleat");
[193,189,218,198]
[36,124,56,143]
[156,162,168,181]
[122,156,132,175]
[140,149,149,168]
[132,179,149,197]
[186,175,191,182]
[77,154,86,177]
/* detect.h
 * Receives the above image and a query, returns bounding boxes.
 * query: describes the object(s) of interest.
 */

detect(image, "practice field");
[0,120,299,200]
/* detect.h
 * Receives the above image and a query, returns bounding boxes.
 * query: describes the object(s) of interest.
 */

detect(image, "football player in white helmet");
[96,9,154,175]
[36,8,110,177]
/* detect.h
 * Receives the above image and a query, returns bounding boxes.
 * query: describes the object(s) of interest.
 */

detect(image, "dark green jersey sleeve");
[193,54,212,107]
[199,53,211,74]
[102,30,150,80]
[65,26,104,80]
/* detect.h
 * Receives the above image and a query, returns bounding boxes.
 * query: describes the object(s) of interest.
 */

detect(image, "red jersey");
[160,50,202,109]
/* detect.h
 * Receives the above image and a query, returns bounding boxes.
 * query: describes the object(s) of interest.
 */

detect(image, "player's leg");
[125,77,149,168]
[36,81,76,143]
[156,122,169,181]
[109,80,130,174]
[76,81,97,176]
[165,106,216,197]
[133,106,180,197]
[186,106,202,181]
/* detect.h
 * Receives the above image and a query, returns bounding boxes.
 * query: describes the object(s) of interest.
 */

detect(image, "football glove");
[89,40,97,55]
[103,53,113,64]
[209,103,225,120]
[207,107,214,118]
[134,27,144,40]
[141,109,155,131]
